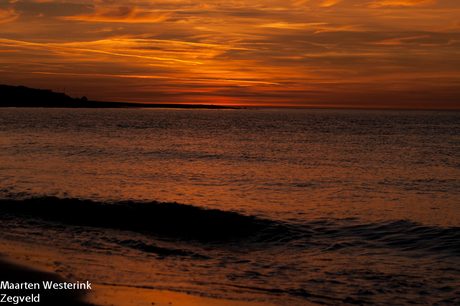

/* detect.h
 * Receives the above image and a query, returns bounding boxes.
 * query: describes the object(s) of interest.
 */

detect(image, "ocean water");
[0,108,459,305]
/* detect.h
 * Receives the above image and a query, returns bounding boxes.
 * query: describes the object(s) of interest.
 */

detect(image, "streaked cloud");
[368,0,438,8]
[373,35,430,45]
[0,0,458,108]
[30,0,56,3]
[0,37,205,64]
[60,6,171,23]
[314,24,363,34]
[0,7,19,23]
[31,70,280,85]
[259,22,327,30]
[321,0,343,7]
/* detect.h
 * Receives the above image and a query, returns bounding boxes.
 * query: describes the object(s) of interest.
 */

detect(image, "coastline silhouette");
[0,84,235,109]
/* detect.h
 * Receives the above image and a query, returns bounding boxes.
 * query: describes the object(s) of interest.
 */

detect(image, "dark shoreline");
[0,256,93,306]
[0,84,237,110]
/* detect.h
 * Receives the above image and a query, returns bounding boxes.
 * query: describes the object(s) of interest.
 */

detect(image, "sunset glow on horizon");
[1,0,459,109]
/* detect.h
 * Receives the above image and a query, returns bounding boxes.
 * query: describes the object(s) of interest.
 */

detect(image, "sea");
[0,107,459,305]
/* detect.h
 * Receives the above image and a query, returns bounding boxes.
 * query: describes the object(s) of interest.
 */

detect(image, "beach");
[0,252,276,306]
[0,236,284,306]
[0,256,91,306]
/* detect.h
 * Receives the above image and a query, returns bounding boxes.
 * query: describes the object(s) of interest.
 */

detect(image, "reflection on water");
[1,108,459,226]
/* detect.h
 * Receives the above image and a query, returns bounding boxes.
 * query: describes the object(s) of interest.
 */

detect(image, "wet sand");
[0,252,276,306]
[0,256,92,306]
[88,283,273,306]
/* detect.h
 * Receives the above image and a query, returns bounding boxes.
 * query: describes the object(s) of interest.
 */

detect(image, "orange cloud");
[291,0,343,7]
[1,0,459,108]
[368,0,438,7]
[374,35,430,45]
[59,6,171,23]
[321,0,343,7]
[314,24,363,34]
[259,22,327,30]
[442,20,460,31]
[0,37,204,65]
[31,71,280,85]
[0,8,19,23]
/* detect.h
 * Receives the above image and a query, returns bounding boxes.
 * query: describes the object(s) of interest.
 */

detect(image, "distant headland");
[0,85,236,109]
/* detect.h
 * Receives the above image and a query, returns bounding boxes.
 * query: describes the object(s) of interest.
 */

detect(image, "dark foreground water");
[0,108,459,305]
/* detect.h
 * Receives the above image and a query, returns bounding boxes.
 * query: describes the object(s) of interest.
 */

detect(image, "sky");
[0,0,459,108]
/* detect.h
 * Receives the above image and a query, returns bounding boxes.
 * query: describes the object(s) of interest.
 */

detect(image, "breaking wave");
[1,197,459,257]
